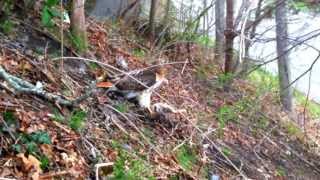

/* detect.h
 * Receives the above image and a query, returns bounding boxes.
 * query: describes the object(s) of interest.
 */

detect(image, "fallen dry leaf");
[96,82,113,88]
[17,153,42,180]
[40,144,54,159]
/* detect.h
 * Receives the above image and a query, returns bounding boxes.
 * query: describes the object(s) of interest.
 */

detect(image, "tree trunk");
[202,0,207,36]
[214,0,225,63]
[224,0,236,74]
[71,0,87,53]
[275,0,293,111]
[149,0,157,40]
[163,0,171,26]
[241,0,263,73]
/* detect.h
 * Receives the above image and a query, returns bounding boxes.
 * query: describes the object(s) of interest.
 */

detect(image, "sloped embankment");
[0,18,319,179]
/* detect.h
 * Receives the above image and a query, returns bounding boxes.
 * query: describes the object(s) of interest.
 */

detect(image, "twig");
[0,116,16,141]
[51,121,72,134]
[283,52,320,92]
[245,30,320,76]
[303,69,312,134]
[99,106,140,143]
[181,58,189,74]
[172,140,187,152]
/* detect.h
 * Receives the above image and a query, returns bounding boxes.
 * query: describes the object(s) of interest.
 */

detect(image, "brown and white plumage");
[108,67,167,110]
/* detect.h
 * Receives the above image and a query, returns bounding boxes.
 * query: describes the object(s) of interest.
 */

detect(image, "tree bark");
[275,0,293,111]
[149,0,157,40]
[163,0,171,26]
[224,0,236,74]
[215,0,225,63]
[71,0,87,53]
[202,0,207,36]
[241,0,263,73]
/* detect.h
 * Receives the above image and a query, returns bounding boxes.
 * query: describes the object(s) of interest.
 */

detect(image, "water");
[250,12,320,103]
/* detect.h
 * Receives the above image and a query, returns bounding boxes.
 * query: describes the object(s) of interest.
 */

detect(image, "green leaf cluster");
[12,131,52,170]
[218,73,234,86]
[289,0,320,12]
[18,131,52,154]
[0,0,14,34]
[217,105,236,129]
[0,19,14,34]
[2,111,16,126]
[176,145,197,171]
[41,0,60,27]
[68,110,87,131]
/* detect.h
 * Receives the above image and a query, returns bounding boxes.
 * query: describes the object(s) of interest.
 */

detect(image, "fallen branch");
[39,170,69,179]
[0,65,95,106]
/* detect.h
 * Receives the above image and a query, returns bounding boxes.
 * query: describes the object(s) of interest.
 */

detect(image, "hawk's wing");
[115,69,157,91]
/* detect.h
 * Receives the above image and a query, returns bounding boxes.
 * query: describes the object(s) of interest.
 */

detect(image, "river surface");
[250,12,320,103]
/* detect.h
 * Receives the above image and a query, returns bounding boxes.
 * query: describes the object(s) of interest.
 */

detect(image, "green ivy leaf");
[46,0,59,7]
[11,144,22,153]
[40,155,50,170]
[41,6,53,27]
[3,111,16,125]
[30,131,51,144]
[26,141,38,154]
[48,8,62,17]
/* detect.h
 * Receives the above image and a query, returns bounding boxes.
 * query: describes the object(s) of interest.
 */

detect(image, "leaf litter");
[0,17,319,180]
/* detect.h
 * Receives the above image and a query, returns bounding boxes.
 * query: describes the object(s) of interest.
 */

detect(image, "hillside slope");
[0,18,320,179]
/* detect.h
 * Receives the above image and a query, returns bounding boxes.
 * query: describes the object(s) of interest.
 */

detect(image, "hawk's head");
[155,67,167,82]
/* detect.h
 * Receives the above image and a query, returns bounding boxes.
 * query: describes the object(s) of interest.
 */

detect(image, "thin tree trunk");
[71,0,87,53]
[149,0,157,40]
[182,3,213,38]
[225,0,236,74]
[163,0,171,27]
[119,0,141,19]
[242,0,263,73]
[203,0,207,36]
[275,0,293,111]
[215,0,225,63]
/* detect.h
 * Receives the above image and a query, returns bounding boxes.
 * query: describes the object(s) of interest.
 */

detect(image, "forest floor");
[0,17,320,180]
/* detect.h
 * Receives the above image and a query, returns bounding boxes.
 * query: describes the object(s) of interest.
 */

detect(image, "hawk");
[108,67,168,112]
